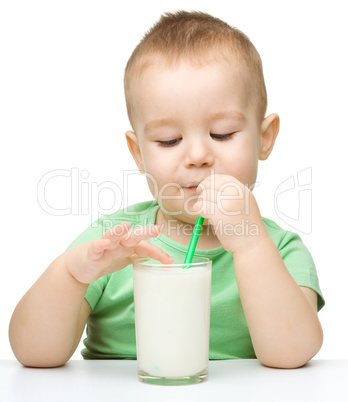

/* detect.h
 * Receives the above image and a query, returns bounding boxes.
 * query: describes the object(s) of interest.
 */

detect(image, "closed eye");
[157,138,182,147]
[210,133,236,141]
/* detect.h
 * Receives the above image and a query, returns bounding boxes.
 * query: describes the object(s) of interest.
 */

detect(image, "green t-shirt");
[67,201,325,360]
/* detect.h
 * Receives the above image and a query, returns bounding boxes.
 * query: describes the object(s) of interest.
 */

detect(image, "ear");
[125,131,145,173]
[259,113,280,161]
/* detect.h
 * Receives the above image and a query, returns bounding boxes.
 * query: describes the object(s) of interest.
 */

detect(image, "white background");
[1,0,347,360]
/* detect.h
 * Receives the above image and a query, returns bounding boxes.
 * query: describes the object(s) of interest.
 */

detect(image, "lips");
[186,186,198,192]
[184,181,203,189]
[183,182,204,194]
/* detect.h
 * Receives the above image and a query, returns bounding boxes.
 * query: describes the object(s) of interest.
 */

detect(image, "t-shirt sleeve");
[277,231,325,311]
[84,275,109,310]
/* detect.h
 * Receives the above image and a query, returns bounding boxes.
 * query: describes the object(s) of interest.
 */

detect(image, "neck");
[155,208,221,250]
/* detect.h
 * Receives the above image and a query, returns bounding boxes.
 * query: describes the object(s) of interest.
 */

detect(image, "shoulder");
[262,217,316,266]
[103,200,159,226]
[262,217,305,251]
[66,200,159,250]
[262,217,325,311]
[262,217,315,277]
[262,216,288,238]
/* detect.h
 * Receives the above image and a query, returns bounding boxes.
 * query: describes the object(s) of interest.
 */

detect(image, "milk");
[133,262,211,378]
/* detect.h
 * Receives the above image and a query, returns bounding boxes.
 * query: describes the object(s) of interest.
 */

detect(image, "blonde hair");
[124,10,267,127]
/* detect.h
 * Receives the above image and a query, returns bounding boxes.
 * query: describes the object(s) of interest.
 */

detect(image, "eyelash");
[157,133,235,147]
[157,138,182,147]
[210,133,235,141]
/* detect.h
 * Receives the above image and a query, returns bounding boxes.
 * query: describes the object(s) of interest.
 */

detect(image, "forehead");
[129,56,250,128]
[130,50,246,91]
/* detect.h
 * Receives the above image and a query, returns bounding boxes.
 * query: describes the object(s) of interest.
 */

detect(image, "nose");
[183,138,214,168]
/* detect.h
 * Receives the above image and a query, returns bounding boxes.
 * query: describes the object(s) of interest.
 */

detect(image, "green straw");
[183,216,205,268]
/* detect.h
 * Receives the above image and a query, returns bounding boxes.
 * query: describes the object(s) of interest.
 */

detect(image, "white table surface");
[1,359,347,402]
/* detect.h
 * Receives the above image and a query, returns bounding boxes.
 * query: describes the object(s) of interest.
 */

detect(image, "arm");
[195,175,323,368]
[9,223,173,368]
[233,236,323,368]
[9,255,89,368]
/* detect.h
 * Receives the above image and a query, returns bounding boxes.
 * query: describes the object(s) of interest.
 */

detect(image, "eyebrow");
[143,111,246,134]
[210,111,247,122]
[144,118,177,135]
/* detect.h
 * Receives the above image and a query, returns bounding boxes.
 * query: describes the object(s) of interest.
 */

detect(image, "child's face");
[127,58,266,225]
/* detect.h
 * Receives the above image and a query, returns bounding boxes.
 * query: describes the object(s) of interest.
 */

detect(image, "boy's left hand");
[193,174,268,254]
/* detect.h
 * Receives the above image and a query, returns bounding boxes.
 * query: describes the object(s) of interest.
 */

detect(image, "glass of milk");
[133,256,212,385]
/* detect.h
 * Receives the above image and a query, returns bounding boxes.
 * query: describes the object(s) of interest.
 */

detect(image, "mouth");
[183,182,202,191]
[185,186,198,192]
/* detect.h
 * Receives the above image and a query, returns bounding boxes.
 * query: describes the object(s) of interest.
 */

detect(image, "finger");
[196,174,222,194]
[134,240,174,264]
[197,174,242,195]
[120,225,161,248]
[102,222,130,240]
[195,186,218,202]
[192,199,218,219]
[88,238,112,261]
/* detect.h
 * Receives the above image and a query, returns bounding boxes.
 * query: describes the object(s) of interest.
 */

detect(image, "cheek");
[141,143,168,171]
[145,166,185,214]
[143,155,180,196]
[241,159,259,188]
[146,176,182,198]
[144,164,167,196]
[141,142,181,179]
[224,141,259,186]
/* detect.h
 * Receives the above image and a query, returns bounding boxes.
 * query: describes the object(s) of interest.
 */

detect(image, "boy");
[9,10,324,369]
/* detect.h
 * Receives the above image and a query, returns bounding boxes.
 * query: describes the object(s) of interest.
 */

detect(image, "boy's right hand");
[65,222,172,284]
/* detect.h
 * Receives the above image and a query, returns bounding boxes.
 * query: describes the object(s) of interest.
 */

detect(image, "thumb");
[88,238,112,261]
